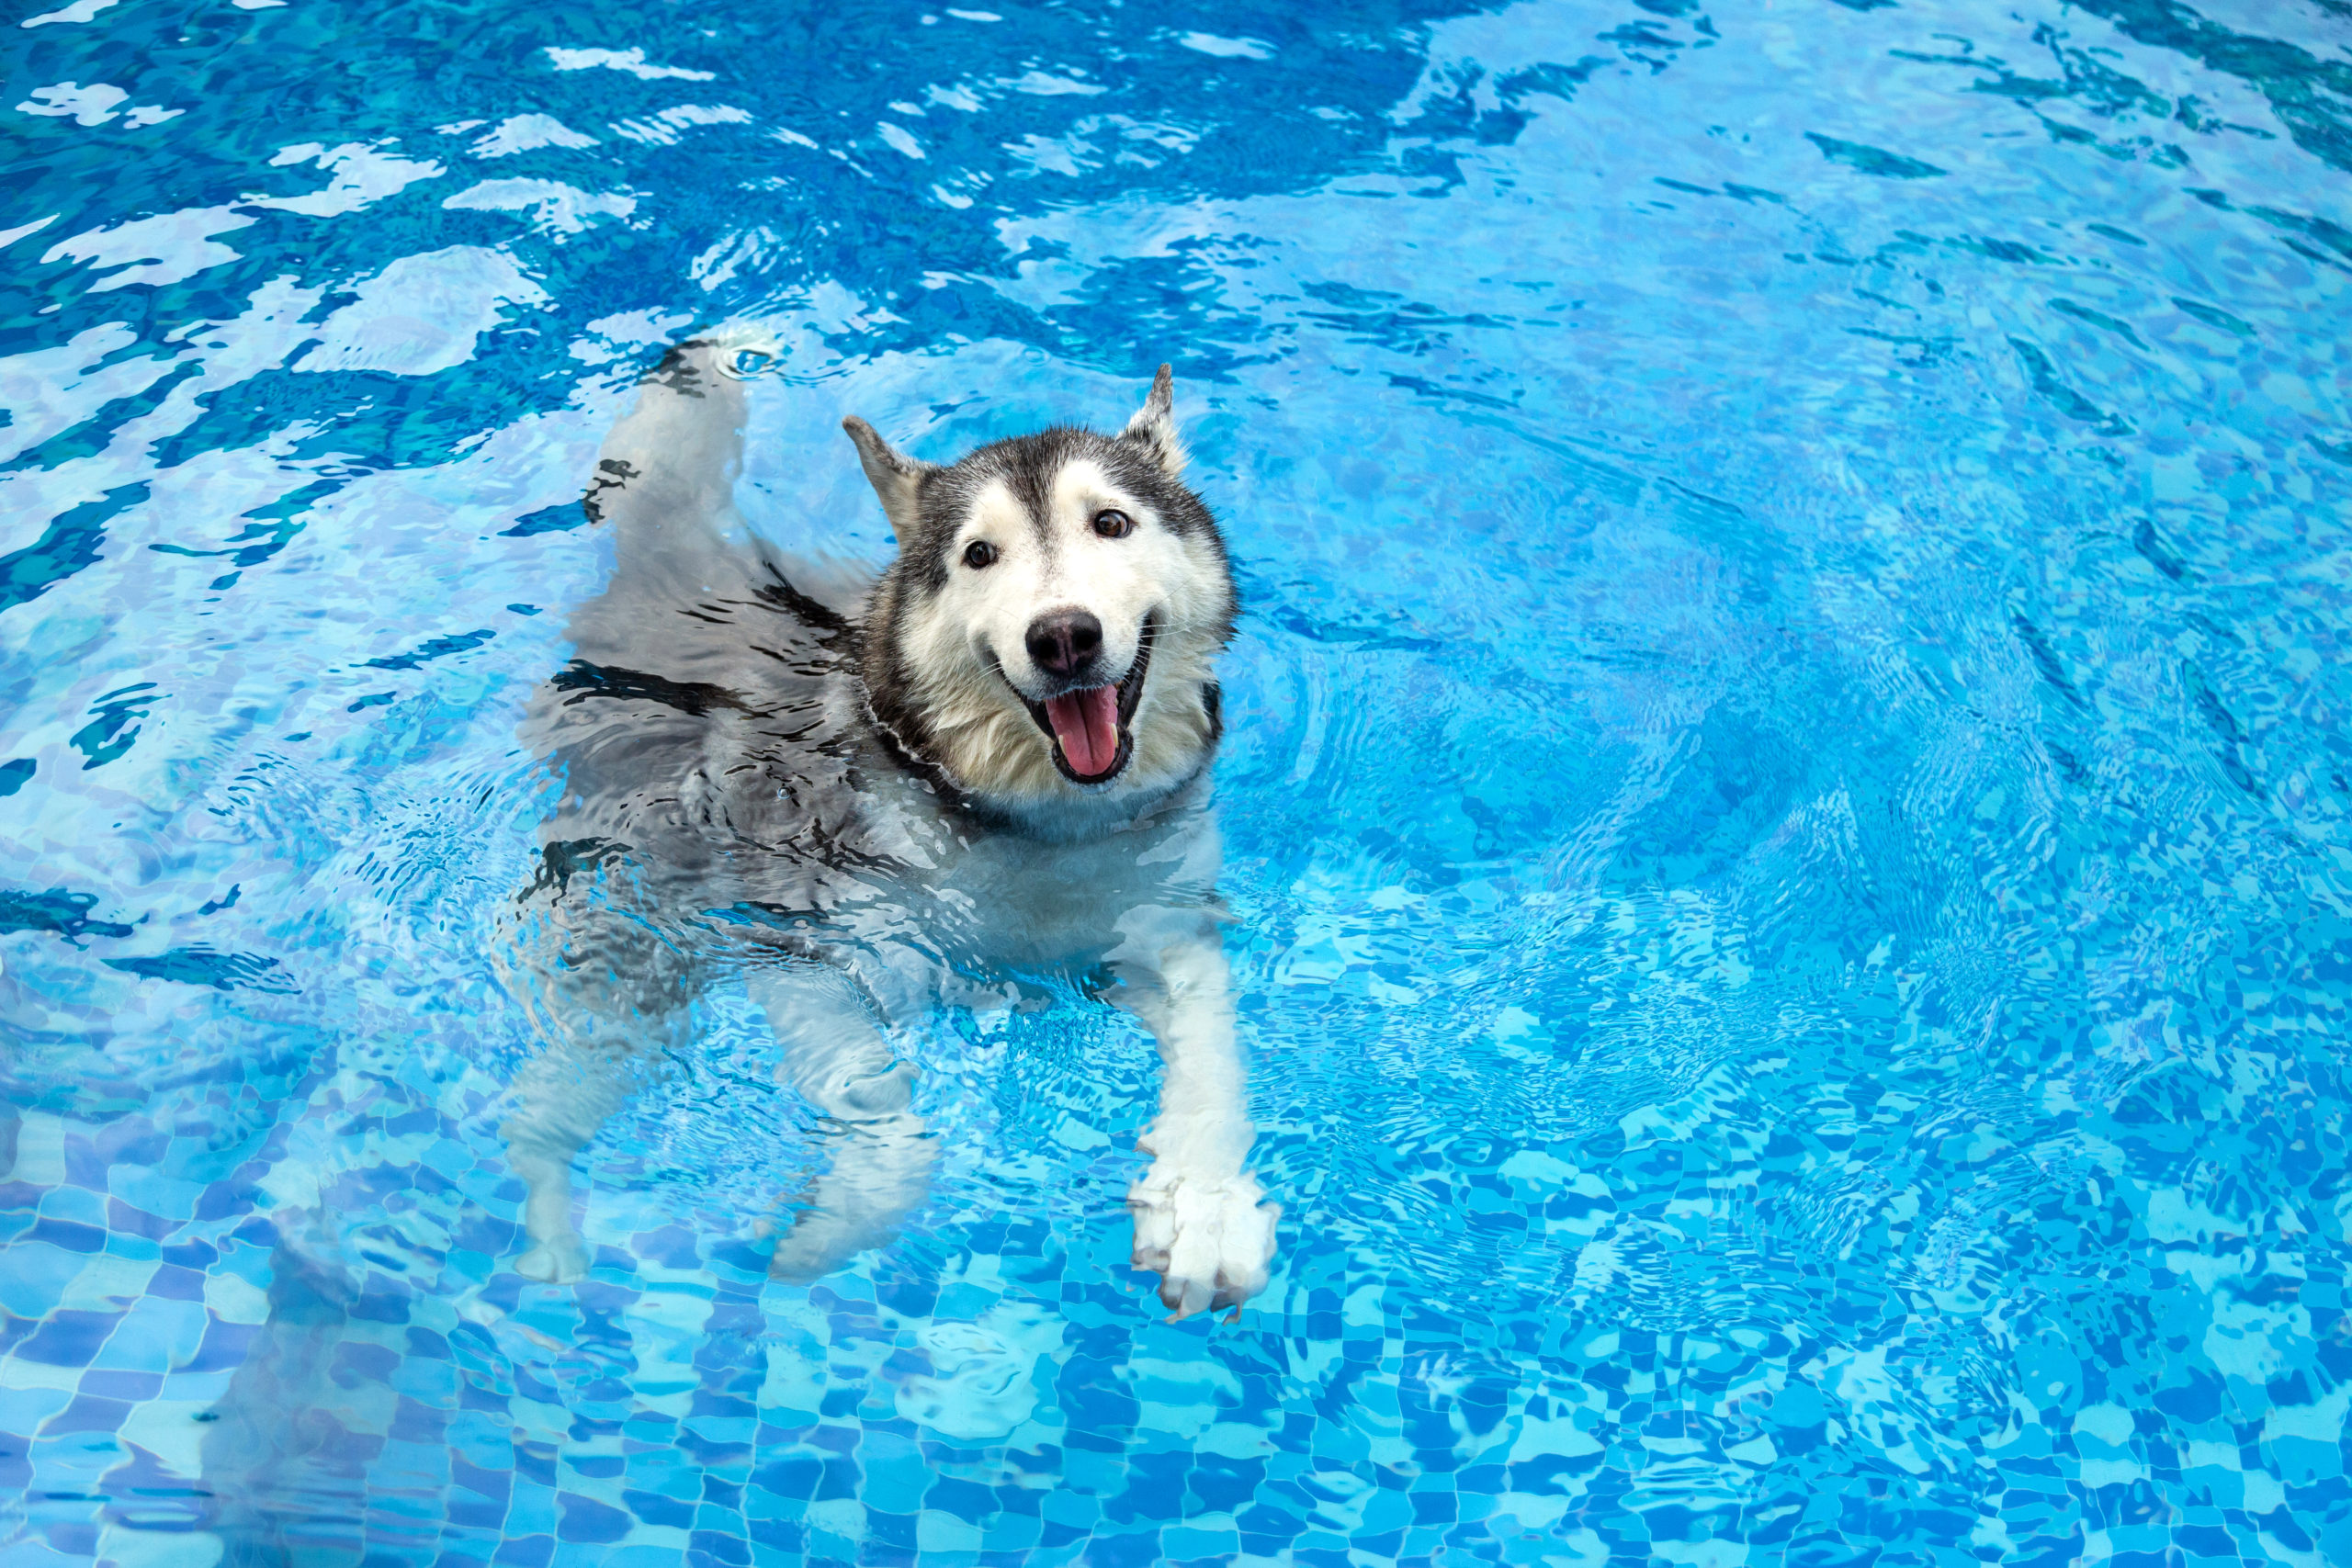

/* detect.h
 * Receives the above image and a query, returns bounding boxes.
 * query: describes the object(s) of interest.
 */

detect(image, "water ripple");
[3,0,2351,1561]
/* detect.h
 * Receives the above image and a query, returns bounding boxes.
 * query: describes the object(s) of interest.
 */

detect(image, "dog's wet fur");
[496,340,1276,1317]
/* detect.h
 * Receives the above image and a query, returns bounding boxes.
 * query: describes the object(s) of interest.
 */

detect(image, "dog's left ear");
[1121,364,1187,479]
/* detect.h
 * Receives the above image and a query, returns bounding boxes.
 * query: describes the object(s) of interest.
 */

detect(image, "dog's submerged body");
[500,341,1274,1315]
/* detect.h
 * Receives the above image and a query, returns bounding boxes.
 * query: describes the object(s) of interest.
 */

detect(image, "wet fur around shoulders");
[515,348,1256,931]
[533,348,1237,870]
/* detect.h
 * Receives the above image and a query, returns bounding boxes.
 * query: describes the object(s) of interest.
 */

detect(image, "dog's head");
[845,367,1235,832]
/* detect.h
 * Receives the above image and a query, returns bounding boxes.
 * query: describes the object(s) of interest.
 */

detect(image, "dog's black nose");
[1025,610,1103,680]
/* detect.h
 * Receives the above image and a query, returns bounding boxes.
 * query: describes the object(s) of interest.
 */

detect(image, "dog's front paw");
[515,1234,590,1283]
[1127,1166,1278,1320]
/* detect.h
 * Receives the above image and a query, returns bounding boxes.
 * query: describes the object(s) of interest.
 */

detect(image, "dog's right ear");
[841,417,934,541]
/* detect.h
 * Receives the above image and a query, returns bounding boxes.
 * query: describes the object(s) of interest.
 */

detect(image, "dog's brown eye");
[1092,509,1134,539]
[962,539,996,570]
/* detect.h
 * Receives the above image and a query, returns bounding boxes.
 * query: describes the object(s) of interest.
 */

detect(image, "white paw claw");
[1128,1167,1278,1319]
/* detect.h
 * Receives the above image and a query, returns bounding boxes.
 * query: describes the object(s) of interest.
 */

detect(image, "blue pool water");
[6,0,2352,1562]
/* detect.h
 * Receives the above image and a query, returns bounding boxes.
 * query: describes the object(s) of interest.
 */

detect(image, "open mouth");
[1019,616,1156,785]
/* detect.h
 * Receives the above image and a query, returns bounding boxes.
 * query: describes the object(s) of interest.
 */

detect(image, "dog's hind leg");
[502,1040,650,1282]
[749,965,936,1283]
[497,906,694,1283]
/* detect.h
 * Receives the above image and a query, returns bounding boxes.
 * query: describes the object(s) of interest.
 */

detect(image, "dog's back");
[516,344,888,941]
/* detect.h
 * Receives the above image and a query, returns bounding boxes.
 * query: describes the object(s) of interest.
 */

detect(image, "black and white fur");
[497,339,1275,1318]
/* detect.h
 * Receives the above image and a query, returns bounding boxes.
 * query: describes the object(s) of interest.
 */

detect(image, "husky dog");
[497,339,1276,1317]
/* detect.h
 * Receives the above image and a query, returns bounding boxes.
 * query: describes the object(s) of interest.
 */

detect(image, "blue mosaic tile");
[8,0,2352,1562]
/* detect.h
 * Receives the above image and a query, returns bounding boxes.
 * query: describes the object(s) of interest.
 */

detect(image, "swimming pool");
[5,0,2351,1561]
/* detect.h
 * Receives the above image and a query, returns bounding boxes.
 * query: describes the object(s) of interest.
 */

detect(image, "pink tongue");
[1044,685,1120,777]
